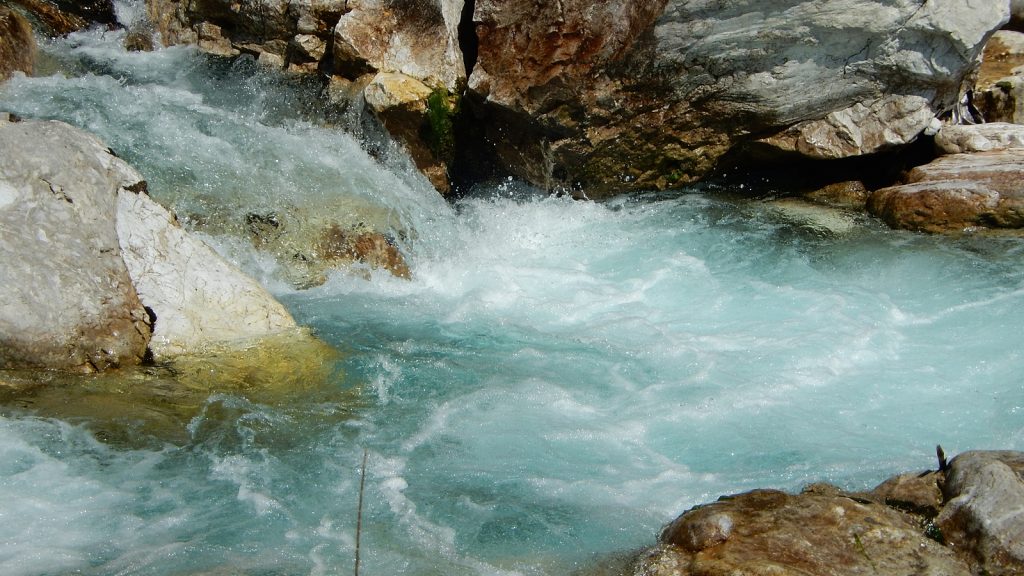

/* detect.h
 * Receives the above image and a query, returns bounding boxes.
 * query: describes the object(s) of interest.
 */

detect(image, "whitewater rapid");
[1,22,1023,576]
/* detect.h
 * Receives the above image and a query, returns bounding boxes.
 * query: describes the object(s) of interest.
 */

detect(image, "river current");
[1,18,1023,576]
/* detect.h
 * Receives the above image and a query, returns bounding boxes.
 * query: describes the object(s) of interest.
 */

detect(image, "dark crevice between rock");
[711,134,940,199]
[458,0,478,79]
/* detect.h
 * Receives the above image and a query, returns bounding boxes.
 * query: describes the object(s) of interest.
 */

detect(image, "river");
[1,15,1023,576]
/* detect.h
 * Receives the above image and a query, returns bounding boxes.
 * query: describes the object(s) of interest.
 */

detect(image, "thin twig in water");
[355,448,368,576]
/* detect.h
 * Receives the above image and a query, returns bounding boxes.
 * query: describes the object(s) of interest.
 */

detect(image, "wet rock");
[0,7,35,81]
[867,149,1024,233]
[637,488,971,576]
[117,185,298,359]
[469,0,1008,196]
[7,0,88,35]
[0,118,151,372]
[123,30,155,52]
[975,31,1024,124]
[801,180,870,210]
[937,451,1024,576]
[241,207,412,287]
[363,71,453,193]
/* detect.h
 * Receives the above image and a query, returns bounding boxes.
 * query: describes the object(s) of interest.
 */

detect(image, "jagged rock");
[869,470,945,518]
[934,123,1024,154]
[0,118,151,372]
[975,30,1024,124]
[0,7,35,81]
[117,186,298,359]
[636,488,971,576]
[6,0,87,35]
[754,96,937,160]
[867,149,1024,232]
[332,0,465,91]
[937,451,1024,576]
[363,71,453,194]
[469,0,1009,197]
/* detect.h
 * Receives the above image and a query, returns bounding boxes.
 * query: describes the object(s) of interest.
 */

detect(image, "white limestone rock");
[116,187,297,359]
[934,123,1024,155]
[0,118,150,372]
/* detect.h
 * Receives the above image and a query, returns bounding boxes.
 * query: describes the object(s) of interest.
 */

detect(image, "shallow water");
[2,21,1024,576]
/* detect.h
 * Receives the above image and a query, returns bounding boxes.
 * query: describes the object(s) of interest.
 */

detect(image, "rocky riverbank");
[630,449,1024,576]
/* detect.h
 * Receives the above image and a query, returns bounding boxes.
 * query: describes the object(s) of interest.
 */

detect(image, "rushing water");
[2,19,1024,576]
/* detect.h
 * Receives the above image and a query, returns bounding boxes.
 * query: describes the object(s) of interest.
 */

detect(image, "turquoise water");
[2,22,1024,576]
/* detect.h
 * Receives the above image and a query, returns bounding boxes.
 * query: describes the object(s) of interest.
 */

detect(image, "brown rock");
[802,180,869,210]
[0,7,34,81]
[869,470,945,518]
[639,488,970,576]
[7,0,87,35]
[317,224,411,279]
[975,31,1024,124]
[867,149,1024,232]
[936,451,1024,576]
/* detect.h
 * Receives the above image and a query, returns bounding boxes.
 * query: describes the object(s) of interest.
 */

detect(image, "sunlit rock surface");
[0,117,151,372]
[0,7,35,81]
[868,148,1024,233]
[937,451,1024,576]
[117,184,298,359]
[468,0,1008,196]
[975,30,1024,124]
[635,451,1024,576]
[636,487,970,576]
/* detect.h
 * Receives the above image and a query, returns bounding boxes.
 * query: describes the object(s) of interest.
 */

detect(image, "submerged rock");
[0,7,35,81]
[0,117,151,372]
[867,148,1024,233]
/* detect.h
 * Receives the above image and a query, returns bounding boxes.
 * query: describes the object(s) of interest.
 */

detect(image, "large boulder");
[1,117,310,370]
[635,487,970,576]
[867,145,1024,233]
[0,7,35,82]
[468,0,1009,197]
[0,117,151,372]
[936,451,1024,576]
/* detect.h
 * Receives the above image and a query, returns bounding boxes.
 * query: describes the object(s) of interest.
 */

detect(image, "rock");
[869,470,945,518]
[332,0,465,91]
[1009,0,1024,32]
[867,149,1024,232]
[934,123,1024,155]
[0,7,35,82]
[936,451,1024,576]
[637,488,971,576]
[801,180,870,210]
[117,186,298,359]
[468,0,1009,197]
[975,31,1024,124]
[363,71,454,194]
[6,0,88,35]
[124,30,155,52]
[754,95,937,160]
[241,207,411,287]
[195,21,240,57]
[0,118,151,372]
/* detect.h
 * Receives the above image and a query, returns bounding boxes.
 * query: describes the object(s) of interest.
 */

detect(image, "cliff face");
[143,0,1009,197]
[468,0,1009,196]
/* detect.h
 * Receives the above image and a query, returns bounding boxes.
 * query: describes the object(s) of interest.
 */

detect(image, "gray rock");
[0,118,151,372]
[937,451,1024,576]
[934,123,1024,155]
[469,0,1009,196]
